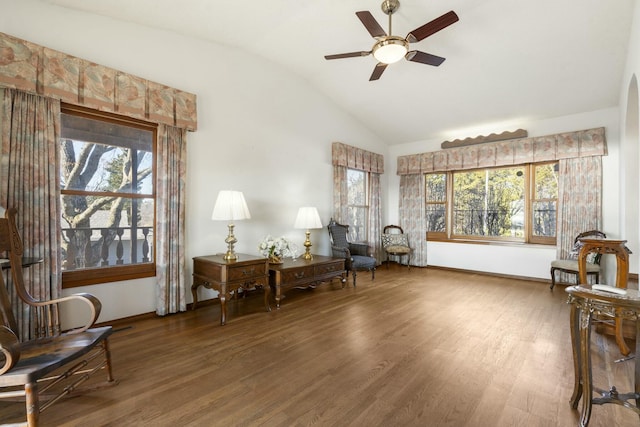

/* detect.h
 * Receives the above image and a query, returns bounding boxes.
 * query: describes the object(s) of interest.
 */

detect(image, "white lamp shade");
[294,207,322,229]
[211,191,251,221]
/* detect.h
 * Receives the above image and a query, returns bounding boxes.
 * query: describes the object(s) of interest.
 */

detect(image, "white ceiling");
[40,0,636,145]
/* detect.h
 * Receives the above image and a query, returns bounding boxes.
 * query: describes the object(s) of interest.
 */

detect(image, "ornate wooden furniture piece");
[550,230,606,289]
[327,219,376,287]
[566,284,640,427]
[381,224,411,270]
[191,254,270,325]
[0,208,116,427]
[268,255,346,308]
[578,238,631,355]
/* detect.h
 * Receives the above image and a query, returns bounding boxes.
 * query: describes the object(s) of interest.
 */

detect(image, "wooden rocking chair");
[0,208,117,426]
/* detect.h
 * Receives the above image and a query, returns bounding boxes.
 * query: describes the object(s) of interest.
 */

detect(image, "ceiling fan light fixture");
[372,37,408,64]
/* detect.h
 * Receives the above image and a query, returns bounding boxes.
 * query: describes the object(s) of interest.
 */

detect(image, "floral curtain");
[399,174,428,267]
[332,142,384,258]
[369,172,382,262]
[397,127,606,174]
[332,165,348,224]
[556,156,602,283]
[0,88,61,340]
[0,32,197,131]
[155,125,187,315]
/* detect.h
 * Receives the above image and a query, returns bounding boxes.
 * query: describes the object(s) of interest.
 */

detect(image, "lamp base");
[223,251,238,261]
[224,223,238,261]
[302,230,313,260]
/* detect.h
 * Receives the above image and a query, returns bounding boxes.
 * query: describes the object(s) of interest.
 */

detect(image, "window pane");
[426,173,446,202]
[347,206,366,241]
[534,163,558,199]
[532,163,558,238]
[60,108,156,284]
[61,196,154,270]
[347,169,366,204]
[532,201,557,237]
[346,168,368,241]
[426,205,446,232]
[453,167,525,238]
[60,113,153,195]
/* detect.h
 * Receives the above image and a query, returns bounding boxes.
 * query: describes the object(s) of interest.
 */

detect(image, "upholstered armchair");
[550,230,607,289]
[381,225,411,270]
[327,218,376,287]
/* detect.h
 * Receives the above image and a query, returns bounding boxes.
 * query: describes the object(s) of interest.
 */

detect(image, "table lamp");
[294,207,322,260]
[212,190,251,261]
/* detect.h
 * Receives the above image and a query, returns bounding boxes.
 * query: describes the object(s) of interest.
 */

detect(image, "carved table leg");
[219,284,227,326]
[579,308,594,427]
[569,302,583,409]
[263,282,272,312]
[275,282,282,309]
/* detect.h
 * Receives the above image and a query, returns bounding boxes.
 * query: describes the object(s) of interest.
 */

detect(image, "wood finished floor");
[1,265,638,426]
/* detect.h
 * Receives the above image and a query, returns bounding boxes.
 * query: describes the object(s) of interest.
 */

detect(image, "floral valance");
[397,127,606,175]
[332,142,384,174]
[0,32,197,131]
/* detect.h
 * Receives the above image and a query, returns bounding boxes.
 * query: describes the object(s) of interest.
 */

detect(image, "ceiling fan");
[324,0,459,81]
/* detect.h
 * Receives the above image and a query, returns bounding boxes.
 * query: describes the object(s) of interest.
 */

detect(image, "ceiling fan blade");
[406,11,459,43]
[356,11,387,38]
[369,63,388,81]
[405,51,446,66]
[324,51,371,60]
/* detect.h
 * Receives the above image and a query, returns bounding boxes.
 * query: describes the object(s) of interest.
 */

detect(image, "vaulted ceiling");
[39,0,636,145]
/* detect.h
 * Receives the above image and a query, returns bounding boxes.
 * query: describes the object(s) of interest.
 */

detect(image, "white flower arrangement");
[258,235,297,261]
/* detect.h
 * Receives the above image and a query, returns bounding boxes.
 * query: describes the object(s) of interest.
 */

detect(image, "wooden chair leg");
[25,381,39,427]
[550,267,556,290]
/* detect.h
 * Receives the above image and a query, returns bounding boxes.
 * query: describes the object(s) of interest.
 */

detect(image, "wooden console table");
[566,285,640,426]
[191,254,270,325]
[269,255,346,308]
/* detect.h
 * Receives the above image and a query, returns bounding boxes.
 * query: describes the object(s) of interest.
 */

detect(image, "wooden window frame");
[425,162,557,245]
[60,104,157,289]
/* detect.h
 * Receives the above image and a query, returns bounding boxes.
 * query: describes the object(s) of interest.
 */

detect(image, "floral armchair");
[381,225,411,270]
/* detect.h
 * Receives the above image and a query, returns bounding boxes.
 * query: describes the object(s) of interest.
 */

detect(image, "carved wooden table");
[566,284,640,426]
[191,254,270,325]
[578,238,631,355]
[268,255,345,308]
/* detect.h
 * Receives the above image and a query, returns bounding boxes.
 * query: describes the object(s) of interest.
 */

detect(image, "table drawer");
[194,259,222,278]
[227,262,267,281]
[314,261,344,276]
[281,266,315,283]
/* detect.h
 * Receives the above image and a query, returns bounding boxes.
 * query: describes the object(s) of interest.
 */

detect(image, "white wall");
[620,1,640,280]
[387,107,622,282]
[0,0,388,323]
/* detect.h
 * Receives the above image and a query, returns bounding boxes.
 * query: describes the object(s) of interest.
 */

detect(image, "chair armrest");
[0,325,20,374]
[31,293,102,334]
[348,242,369,257]
[331,245,352,259]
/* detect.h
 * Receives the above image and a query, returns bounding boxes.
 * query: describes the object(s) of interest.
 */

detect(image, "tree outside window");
[60,106,156,288]
[425,162,557,244]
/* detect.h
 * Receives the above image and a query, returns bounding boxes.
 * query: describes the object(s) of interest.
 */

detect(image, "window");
[425,173,447,239]
[425,162,557,244]
[60,105,157,288]
[530,162,558,244]
[346,168,368,242]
